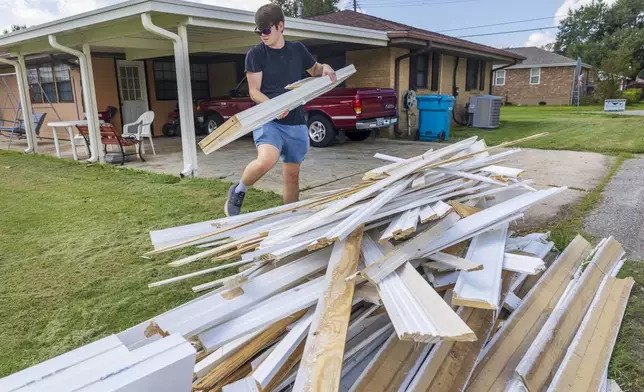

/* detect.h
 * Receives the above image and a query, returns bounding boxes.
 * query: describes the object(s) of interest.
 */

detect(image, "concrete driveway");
[2,135,612,228]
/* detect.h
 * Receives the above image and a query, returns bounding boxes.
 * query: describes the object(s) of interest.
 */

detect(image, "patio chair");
[123,111,155,155]
[76,123,144,164]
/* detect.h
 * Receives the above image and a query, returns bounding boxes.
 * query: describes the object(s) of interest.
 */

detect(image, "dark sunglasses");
[254,26,273,36]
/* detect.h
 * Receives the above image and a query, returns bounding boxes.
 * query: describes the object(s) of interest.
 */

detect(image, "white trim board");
[503,252,546,274]
[198,277,323,351]
[152,248,331,338]
[453,224,508,310]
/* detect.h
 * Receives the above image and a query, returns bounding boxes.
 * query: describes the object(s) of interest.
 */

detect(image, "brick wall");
[492,66,574,105]
[345,48,494,136]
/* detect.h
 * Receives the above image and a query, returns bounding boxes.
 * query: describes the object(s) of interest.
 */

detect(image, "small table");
[48,120,101,160]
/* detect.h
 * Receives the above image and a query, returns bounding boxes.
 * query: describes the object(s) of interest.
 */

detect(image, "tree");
[270,0,339,17]
[552,0,644,79]
[2,24,27,35]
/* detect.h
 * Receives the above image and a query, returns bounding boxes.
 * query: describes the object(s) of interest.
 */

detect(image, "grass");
[611,261,644,391]
[451,105,644,154]
[0,151,281,377]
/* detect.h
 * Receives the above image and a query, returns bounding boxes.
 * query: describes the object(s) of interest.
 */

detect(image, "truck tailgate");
[358,89,397,120]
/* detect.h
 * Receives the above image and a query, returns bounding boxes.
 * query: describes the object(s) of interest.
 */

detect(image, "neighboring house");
[0,2,521,175]
[491,47,592,105]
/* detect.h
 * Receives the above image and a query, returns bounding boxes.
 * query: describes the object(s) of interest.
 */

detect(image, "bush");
[580,95,600,105]
[595,78,623,101]
[621,88,643,105]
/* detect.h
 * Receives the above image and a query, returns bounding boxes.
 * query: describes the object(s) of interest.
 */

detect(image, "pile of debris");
[2,136,632,392]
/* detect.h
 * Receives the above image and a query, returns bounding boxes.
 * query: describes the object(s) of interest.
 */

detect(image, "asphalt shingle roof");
[308,11,524,61]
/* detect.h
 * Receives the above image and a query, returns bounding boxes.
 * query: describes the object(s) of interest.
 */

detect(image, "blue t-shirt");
[245,41,316,125]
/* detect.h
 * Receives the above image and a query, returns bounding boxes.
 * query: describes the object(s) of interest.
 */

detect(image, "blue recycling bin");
[416,95,456,142]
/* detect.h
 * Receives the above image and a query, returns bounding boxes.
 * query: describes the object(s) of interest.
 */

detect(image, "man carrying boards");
[224,3,337,216]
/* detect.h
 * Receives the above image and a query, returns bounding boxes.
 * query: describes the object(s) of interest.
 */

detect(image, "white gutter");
[0,55,37,153]
[48,36,103,163]
[141,12,198,177]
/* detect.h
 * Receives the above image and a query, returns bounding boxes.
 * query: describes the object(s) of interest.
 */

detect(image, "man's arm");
[247,71,270,104]
[307,62,337,83]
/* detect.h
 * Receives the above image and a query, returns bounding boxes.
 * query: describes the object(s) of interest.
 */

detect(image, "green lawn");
[451,105,644,154]
[0,151,280,377]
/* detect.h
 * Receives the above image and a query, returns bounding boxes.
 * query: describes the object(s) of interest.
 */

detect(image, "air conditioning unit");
[468,95,502,129]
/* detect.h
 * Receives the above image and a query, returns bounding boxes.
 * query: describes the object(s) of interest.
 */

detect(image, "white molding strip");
[198,278,323,351]
[252,308,314,389]
[153,248,331,338]
[453,224,508,310]
[503,253,546,275]
[481,165,525,178]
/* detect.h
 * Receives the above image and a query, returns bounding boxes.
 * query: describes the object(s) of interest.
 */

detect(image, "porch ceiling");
[0,0,388,59]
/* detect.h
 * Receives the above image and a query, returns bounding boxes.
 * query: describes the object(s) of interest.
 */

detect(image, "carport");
[0,0,388,176]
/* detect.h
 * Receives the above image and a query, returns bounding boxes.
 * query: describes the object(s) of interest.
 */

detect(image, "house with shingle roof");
[492,46,592,105]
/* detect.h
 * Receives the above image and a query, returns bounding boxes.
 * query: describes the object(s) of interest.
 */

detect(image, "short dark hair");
[255,4,285,30]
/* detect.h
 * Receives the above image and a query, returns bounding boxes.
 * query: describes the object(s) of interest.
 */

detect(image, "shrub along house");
[492,46,592,105]
[0,2,521,177]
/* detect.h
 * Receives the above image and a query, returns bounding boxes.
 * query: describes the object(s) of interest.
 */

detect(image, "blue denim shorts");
[253,121,309,164]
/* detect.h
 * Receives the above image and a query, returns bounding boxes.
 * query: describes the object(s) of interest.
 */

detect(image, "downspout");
[142,13,198,177]
[451,56,467,126]
[0,55,37,153]
[489,60,517,94]
[48,35,102,163]
[394,42,431,137]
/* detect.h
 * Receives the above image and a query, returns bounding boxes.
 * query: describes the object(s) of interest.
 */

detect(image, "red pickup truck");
[195,78,398,147]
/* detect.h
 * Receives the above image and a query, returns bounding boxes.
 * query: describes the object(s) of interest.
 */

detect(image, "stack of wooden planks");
[2,136,633,392]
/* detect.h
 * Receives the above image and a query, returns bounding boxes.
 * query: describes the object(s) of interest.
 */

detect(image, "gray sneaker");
[225,183,246,217]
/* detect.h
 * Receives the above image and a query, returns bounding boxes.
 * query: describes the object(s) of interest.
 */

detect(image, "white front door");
[117,60,148,126]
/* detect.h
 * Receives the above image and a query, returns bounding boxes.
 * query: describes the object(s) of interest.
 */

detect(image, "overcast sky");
[0,0,617,49]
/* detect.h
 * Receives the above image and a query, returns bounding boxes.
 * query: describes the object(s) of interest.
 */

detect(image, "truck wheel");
[205,113,223,135]
[308,115,336,147]
[347,130,372,141]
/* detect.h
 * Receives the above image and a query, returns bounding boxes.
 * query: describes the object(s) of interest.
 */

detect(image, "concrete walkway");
[585,156,644,261]
[1,135,612,229]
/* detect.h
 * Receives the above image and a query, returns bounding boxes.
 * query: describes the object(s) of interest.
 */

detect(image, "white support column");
[177,24,199,177]
[82,43,104,163]
[48,35,102,163]
[0,55,37,153]
[141,13,198,177]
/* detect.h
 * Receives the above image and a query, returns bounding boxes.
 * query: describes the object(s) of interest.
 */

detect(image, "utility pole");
[353,0,357,11]
[297,0,303,17]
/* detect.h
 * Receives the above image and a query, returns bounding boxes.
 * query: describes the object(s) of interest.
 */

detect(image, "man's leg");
[282,162,301,204]
[225,144,280,217]
[241,144,280,186]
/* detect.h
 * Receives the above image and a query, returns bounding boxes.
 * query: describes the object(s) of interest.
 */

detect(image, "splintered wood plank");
[515,237,625,391]
[193,310,305,391]
[352,334,427,392]
[448,200,482,218]
[292,227,364,392]
[466,235,592,392]
[548,277,634,392]
[409,271,515,392]
[426,251,483,271]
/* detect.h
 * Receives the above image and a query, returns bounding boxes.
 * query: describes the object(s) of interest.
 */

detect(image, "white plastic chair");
[123,111,155,155]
